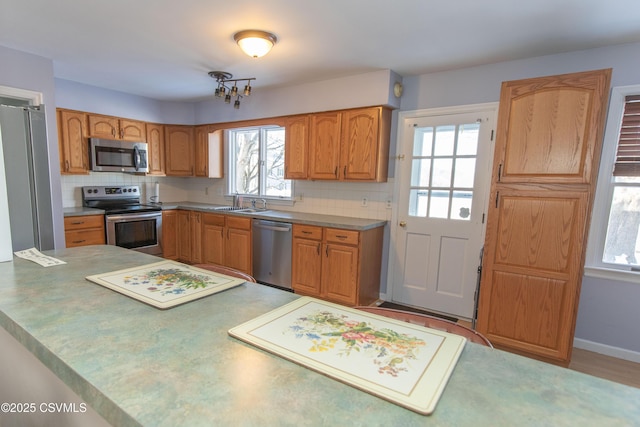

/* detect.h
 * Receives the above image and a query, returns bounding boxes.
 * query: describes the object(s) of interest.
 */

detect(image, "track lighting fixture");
[208,71,255,109]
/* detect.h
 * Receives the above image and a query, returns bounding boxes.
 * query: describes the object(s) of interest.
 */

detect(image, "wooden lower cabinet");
[292,224,383,306]
[201,213,252,274]
[224,217,252,274]
[162,211,177,260]
[176,210,202,264]
[64,215,105,247]
[202,213,225,265]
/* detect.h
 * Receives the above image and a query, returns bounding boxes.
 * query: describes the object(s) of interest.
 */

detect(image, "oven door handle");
[106,212,161,222]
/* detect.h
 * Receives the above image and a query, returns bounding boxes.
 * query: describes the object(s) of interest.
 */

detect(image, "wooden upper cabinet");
[87,114,146,141]
[285,115,309,179]
[494,70,611,185]
[194,126,223,178]
[341,107,390,181]
[57,109,89,174]
[165,125,195,176]
[146,123,165,176]
[309,111,342,180]
[120,119,146,141]
[307,106,391,182]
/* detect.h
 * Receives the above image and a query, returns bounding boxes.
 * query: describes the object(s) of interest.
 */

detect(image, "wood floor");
[569,348,640,389]
[455,320,640,389]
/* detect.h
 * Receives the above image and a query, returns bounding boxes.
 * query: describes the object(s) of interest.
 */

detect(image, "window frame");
[226,125,294,201]
[585,84,640,282]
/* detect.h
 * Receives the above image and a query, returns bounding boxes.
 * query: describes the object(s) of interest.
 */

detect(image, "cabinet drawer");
[203,212,225,226]
[64,215,104,231]
[65,229,105,247]
[227,216,251,230]
[325,228,359,245]
[293,224,322,240]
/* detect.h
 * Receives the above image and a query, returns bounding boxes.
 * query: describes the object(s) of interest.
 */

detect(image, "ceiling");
[2,0,640,102]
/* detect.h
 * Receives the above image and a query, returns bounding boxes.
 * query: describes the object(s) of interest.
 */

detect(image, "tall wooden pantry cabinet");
[476,69,612,366]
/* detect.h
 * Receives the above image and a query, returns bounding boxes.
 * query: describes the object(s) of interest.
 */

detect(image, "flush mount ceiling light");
[209,71,255,109]
[233,30,277,58]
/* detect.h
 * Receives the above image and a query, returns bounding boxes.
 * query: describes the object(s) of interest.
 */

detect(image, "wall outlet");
[386,198,392,209]
[361,197,368,207]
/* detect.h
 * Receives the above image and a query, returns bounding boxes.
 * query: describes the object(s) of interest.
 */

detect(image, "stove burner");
[82,185,162,214]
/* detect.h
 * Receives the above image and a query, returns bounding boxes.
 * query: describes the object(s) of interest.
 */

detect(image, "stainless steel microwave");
[89,138,149,173]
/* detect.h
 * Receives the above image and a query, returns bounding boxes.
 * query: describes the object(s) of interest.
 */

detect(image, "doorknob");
[399,221,407,227]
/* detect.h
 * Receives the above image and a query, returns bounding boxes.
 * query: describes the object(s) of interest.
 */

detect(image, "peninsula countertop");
[1,246,639,426]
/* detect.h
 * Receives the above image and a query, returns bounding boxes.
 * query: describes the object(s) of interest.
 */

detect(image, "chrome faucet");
[260,198,267,209]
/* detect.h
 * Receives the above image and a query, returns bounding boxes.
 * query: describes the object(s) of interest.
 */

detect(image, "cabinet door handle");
[71,221,85,225]
[65,160,70,171]
[317,243,320,255]
[334,167,338,178]
[72,240,86,244]
[302,230,312,234]
[325,244,329,257]
[335,235,348,239]
[343,166,346,177]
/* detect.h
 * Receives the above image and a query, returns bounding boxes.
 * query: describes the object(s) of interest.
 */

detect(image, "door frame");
[385,102,499,308]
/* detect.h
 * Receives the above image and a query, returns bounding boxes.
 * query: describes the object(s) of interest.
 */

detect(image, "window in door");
[409,122,480,220]
[228,125,292,199]
[588,86,640,275]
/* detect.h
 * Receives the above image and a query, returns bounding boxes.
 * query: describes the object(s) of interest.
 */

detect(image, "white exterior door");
[391,105,496,319]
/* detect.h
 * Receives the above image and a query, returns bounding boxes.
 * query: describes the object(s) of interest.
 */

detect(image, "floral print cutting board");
[86,261,245,309]
[228,297,466,415]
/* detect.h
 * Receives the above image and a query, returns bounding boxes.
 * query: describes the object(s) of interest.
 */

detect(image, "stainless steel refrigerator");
[0,104,54,251]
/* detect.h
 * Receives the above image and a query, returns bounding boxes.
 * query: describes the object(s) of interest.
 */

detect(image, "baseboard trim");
[573,338,640,363]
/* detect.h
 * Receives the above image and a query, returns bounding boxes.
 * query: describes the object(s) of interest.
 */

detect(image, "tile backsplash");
[61,174,395,221]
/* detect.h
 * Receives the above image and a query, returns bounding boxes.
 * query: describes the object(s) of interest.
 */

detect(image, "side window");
[588,87,640,273]
[602,95,640,267]
[227,125,292,199]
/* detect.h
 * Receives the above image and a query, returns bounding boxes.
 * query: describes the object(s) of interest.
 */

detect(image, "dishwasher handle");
[252,220,292,232]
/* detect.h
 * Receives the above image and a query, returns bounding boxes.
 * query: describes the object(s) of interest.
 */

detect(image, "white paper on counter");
[14,248,66,267]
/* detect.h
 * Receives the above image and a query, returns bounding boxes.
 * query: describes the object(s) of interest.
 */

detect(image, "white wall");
[194,69,402,124]
[54,79,196,124]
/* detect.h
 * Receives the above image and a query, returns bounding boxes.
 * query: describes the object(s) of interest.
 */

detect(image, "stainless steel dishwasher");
[252,219,292,289]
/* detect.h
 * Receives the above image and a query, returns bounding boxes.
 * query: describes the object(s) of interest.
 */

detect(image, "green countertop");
[63,202,387,230]
[159,201,387,231]
[1,246,638,426]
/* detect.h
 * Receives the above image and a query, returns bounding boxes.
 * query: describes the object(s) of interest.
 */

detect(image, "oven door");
[106,211,162,255]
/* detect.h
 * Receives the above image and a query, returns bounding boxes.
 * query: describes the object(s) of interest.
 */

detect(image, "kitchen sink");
[212,206,244,211]
[211,206,269,214]
[236,208,270,214]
